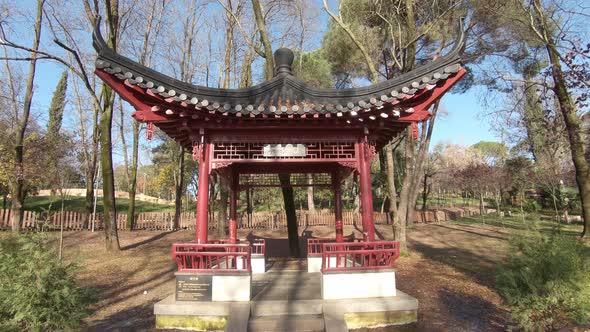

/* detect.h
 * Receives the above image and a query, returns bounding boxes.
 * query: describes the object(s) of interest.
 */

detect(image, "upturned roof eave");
[93,17,465,114]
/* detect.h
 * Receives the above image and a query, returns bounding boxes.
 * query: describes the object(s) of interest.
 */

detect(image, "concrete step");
[248,314,325,332]
[250,300,323,316]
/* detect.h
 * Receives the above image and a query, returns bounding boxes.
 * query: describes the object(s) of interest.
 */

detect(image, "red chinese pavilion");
[93,25,465,247]
[93,20,466,329]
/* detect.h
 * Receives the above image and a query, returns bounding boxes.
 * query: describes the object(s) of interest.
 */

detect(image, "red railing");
[250,239,265,255]
[172,243,252,273]
[307,237,357,256]
[209,238,265,256]
[321,241,400,272]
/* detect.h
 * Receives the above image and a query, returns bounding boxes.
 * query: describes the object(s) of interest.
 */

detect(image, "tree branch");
[322,0,378,83]
[216,0,265,58]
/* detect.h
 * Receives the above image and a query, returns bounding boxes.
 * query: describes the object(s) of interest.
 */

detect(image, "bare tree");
[524,0,590,238]
[0,0,45,232]
[125,0,169,230]
[322,0,463,251]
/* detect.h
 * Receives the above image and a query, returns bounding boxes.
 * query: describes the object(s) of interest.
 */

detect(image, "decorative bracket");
[211,161,234,171]
[192,143,202,161]
[411,122,419,140]
[146,122,154,140]
[337,161,358,169]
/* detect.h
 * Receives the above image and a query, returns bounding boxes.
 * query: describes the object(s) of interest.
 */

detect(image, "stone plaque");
[175,274,212,302]
[263,144,307,157]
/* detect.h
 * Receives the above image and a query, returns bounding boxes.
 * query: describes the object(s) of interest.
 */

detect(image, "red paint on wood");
[95,70,148,111]
[321,241,400,272]
[333,172,344,242]
[172,243,252,273]
[196,143,211,243]
[229,171,238,244]
[357,140,375,241]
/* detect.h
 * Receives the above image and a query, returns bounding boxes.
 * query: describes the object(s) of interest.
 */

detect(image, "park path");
[60,222,510,331]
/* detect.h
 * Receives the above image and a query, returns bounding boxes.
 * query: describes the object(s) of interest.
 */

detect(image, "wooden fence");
[0,207,488,231]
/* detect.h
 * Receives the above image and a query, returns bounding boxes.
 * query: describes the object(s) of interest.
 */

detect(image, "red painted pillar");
[333,173,344,242]
[229,172,238,244]
[196,143,211,244]
[357,141,375,242]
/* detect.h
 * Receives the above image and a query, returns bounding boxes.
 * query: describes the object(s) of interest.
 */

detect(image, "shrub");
[0,234,93,331]
[522,199,541,213]
[525,212,540,221]
[497,233,590,331]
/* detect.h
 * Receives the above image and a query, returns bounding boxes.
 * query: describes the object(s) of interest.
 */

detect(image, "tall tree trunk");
[252,0,300,256]
[280,174,301,257]
[392,0,420,237]
[216,0,235,237]
[118,101,130,188]
[386,144,406,251]
[394,133,414,244]
[531,0,590,238]
[10,0,44,232]
[127,120,139,230]
[101,87,120,250]
[406,103,439,225]
[239,47,254,88]
[72,76,100,230]
[402,0,417,70]
[174,145,184,230]
[422,175,428,211]
[479,193,484,216]
[84,159,96,229]
[218,179,228,237]
[307,174,315,211]
[126,0,165,231]
[101,0,121,251]
[251,0,274,76]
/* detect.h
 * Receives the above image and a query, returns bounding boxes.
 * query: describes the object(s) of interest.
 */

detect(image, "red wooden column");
[332,172,344,242]
[229,170,238,244]
[357,140,376,242]
[196,143,211,244]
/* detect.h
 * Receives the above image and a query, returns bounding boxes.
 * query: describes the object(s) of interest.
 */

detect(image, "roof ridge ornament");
[274,48,294,76]
[92,16,107,52]
[451,17,466,58]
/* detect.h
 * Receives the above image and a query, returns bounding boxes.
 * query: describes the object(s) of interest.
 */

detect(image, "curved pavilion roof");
[93,23,465,118]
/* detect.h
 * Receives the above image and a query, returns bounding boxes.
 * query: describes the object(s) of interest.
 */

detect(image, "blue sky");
[434,92,496,147]
[16,0,499,169]
[30,63,497,147]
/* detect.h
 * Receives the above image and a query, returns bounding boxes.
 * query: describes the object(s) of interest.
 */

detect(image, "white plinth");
[212,274,251,301]
[307,256,337,273]
[321,270,396,300]
[251,255,266,274]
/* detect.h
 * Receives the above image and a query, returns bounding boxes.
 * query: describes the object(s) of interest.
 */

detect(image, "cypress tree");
[46,71,68,195]
[46,71,68,141]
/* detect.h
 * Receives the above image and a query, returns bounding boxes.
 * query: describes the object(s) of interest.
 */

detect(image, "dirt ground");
[55,222,512,331]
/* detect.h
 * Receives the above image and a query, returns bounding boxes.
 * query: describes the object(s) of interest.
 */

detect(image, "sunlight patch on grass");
[21,196,174,213]
[451,215,584,238]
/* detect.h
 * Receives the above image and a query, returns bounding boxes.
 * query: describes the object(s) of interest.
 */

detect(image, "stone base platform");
[154,271,418,331]
[154,295,249,331]
[325,293,418,330]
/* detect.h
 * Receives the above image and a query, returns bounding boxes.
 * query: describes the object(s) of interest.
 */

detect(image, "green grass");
[422,196,484,206]
[451,214,584,238]
[20,196,174,213]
